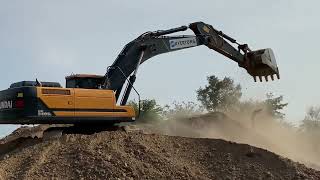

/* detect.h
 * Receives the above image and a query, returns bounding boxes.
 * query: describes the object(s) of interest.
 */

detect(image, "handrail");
[105,66,141,118]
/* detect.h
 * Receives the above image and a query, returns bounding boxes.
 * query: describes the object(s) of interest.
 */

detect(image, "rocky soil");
[0,125,319,180]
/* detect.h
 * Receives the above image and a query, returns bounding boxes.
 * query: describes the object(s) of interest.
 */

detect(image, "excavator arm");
[104,22,280,105]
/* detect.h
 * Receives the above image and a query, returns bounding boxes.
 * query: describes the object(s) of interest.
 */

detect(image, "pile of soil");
[0,126,319,179]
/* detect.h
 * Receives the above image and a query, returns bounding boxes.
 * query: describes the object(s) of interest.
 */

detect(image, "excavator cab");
[65,74,104,89]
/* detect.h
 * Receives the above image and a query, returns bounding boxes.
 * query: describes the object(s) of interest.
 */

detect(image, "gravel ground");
[0,126,319,180]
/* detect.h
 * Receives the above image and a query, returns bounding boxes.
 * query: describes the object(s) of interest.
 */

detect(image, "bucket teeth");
[253,74,278,82]
[271,75,274,81]
[247,49,280,82]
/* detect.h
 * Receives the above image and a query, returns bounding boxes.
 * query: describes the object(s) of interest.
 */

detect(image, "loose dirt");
[0,121,319,180]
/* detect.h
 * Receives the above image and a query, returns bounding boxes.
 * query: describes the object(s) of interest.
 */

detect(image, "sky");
[0,0,319,136]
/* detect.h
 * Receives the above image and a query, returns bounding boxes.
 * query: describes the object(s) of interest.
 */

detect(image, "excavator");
[0,22,279,126]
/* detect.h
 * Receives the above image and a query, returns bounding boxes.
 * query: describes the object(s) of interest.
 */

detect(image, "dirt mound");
[137,112,320,171]
[0,126,319,179]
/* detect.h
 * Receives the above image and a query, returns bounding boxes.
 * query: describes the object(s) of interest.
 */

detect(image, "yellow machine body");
[0,82,135,124]
[37,87,135,118]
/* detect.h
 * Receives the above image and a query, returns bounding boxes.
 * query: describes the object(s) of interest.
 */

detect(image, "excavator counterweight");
[0,21,280,125]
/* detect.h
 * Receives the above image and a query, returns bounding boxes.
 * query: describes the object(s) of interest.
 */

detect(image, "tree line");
[130,75,320,132]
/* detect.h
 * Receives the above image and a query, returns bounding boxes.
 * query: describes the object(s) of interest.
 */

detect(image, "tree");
[300,106,320,152]
[300,106,320,132]
[197,75,242,112]
[236,93,288,120]
[264,93,288,119]
[128,99,163,123]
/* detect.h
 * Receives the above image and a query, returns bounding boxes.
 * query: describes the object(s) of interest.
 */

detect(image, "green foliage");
[163,101,204,120]
[264,93,288,119]
[127,76,288,126]
[197,75,242,112]
[128,99,163,123]
[235,93,288,120]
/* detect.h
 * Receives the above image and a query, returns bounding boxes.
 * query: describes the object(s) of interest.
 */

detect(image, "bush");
[163,101,204,120]
[128,99,163,124]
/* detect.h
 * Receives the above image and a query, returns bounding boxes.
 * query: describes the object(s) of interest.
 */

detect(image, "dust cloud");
[136,108,320,170]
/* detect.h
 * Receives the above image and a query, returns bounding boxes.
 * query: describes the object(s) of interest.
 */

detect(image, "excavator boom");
[105,22,280,105]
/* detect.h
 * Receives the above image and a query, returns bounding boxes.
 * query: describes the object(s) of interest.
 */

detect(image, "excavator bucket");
[188,22,279,82]
[243,48,280,82]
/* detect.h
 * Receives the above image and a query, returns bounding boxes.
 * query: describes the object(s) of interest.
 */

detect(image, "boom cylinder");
[121,75,136,106]
[115,84,124,102]
[150,26,188,36]
[120,50,145,105]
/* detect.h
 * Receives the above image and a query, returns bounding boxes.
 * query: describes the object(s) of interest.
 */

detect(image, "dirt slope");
[0,128,319,180]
